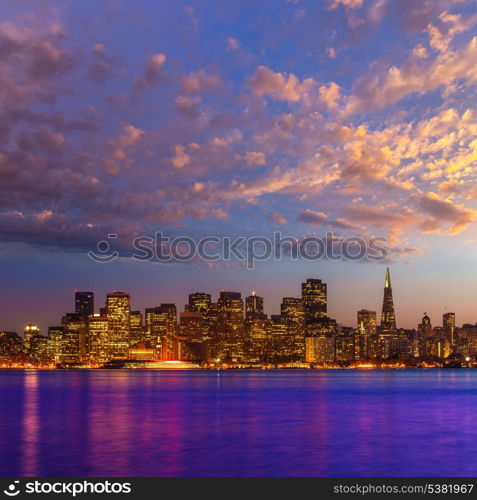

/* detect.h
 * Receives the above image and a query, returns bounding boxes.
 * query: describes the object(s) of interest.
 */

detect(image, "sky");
[1,0,477,333]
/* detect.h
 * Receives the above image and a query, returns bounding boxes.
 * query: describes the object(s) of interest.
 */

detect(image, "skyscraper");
[218,292,244,336]
[23,324,40,353]
[281,297,306,361]
[75,291,95,318]
[87,314,108,362]
[357,309,377,360]
[129,310,145,346]
[301,278,327,323]
[380,268,396,334]
[47,326,64,363]
[106,291,131,359]
[188,293,211,319]
[443,312,455,345]
[419,313,432,337]
[245,292,264,318]
[60,313,86,365]
[357,309,377,335]
[145,304,177,359]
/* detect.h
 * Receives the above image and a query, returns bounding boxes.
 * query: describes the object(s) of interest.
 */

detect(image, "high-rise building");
[305,336,335,364]
[214,292,245,362]
[418,313,432,337]
[88,314,108,362]
[443,312,455,345]
[178,311,208,362]
[0,332,23,362]
[179,312,206,341]
[145,304,177,359]
[281,297,305,362]
[335,335,356,362]
[30,335,49,362]
[23,324,40,353]
[47,326,64,363]
[301,278,327,323]
[106,291,131,359]
[380,268,396,333]
[269,314,295,363]
[129,310,145,346]
[281,297,305,324]
[357,309,377,335]
[245,292,264,318]
[75,291,95,318]
[218,292,244,336]
[60,313,86,365]
[356,309,376,360]
[188,293,211,319]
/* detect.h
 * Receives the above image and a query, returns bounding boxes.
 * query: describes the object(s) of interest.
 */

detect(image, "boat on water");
[102,359,200,369]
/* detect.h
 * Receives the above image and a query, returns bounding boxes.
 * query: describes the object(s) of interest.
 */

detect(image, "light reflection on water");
[0,370,476,477]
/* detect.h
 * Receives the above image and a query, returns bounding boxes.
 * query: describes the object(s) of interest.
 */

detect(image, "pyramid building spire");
[380,267,396,333]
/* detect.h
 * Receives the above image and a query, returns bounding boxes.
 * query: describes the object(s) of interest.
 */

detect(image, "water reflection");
[21,371,39,476]
[0,370,476,476]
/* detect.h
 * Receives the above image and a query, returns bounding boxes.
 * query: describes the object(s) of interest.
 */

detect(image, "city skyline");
[2,267,475,369]
[1,1,477,333]
[1,264,471,335]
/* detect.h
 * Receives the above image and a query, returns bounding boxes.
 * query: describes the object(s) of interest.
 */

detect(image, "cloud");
[297,209,327,225]
[226,36,240,51]
[318,82,342,110]
[169,144,191,169]
[0,2,476,261]
[328,0,363,9]
[297,209,362,231]
[243,151,266,167]
[134,53,166,90]
[268,212,287,225]
[414,192,477,234]
[180,69,221,94]
[107,124,144,162]
[174,94,202,117]
[17,130,65,153]
[344,35,477,114]
[249,66,315,102]
[89,43,113,83]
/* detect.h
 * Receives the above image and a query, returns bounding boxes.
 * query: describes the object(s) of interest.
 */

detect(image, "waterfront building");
[145,304,177,359]
[0,331,23,361]
[335,334,356,362]
[302,278,327,323]
[357,309,377,336]
[106,292,131,359]
[30,335,49,362]
[305,336,335,364]
[129,310,145,346]
[88,314,109,362]
[75,291,94,318]
[188,292,212,325]
[245,292,264,318]
[443,312,455,346]
[418,313,432,337]
[380,268,396,334]
[47,326,63,362]
[23,324,40,353]
[60,313,86,365]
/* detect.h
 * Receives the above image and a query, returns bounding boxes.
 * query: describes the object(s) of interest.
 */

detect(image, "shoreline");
[0,366,475,371]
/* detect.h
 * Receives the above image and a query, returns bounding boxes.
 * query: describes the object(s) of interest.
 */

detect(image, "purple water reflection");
[0,370,476,477]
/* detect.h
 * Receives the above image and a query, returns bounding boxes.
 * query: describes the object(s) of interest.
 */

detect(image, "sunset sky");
[1,0,477,333]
